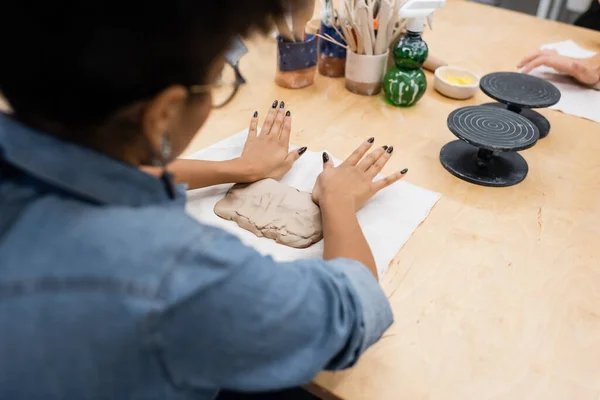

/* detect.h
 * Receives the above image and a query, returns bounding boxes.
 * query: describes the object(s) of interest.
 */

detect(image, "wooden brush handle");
[291,0,315,42]
[275,17,295,42]
[423,55,448,72]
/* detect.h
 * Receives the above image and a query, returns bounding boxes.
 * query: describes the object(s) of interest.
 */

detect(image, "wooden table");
[186,1,600,399]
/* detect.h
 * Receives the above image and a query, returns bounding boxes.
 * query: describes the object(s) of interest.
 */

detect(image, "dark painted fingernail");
[401,168,408,174]
[253,111,258,118]
[367,137,375,143]
[322,152,330,163]
[286,110,291,117]
[272,100,278,108]
[382,145,388,150]
[280,101,285,109]
[387,146,394,154]
[298,146,307,155]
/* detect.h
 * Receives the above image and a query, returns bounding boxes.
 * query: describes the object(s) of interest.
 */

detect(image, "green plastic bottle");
[384,27,428,107]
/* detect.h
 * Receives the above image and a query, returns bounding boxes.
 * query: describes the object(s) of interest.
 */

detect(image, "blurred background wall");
[470,0,595,25]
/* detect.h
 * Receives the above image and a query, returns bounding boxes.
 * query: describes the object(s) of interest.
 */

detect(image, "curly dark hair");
[0,0,301,127]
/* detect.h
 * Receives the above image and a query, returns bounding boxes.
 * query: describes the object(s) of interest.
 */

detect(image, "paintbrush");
[323,0,333,23]
[387,0,402,44]
[356,1,373,55]
[275,15,295,42]
[374,0,392,55]
[388,19,407,45]
[318,0,409,56]
[291,0,316,42]
[365,0,376,48]
[340,21,357,52]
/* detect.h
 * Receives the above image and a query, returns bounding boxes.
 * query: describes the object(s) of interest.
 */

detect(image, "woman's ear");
[141,85,188,160]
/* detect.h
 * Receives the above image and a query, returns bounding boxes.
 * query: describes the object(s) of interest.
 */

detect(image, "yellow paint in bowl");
[446,76,476,85]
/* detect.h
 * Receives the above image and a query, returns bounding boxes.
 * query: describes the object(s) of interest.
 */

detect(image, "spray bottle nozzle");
[399,0,446,33]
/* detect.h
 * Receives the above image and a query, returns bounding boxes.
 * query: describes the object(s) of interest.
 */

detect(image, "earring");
[158,133,176,200]
[150,133,173,167]
[160,134,172,164]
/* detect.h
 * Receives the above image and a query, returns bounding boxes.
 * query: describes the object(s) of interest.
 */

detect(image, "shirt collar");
[0,112,185,207]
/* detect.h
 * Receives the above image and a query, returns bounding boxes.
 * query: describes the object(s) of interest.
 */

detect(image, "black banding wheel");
[447,106,539,152]
[440,105,540,187]
[480,72,561,109]
[440,141,530,187]
[481,102,551,139]
[479,72,561,139]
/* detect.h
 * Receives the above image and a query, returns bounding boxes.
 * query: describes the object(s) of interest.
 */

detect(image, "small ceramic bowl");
[434,66,480,100]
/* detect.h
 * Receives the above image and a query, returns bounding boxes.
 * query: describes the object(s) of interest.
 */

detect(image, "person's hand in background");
[518,49,600,86]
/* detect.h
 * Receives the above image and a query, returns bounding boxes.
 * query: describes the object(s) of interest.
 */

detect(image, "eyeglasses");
[189,62,246,109]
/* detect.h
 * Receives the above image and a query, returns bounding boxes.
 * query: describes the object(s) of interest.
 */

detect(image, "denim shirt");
[0,113,393,400]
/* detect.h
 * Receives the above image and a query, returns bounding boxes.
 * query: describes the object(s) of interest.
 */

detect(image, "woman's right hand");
[239,100,306,182]
[312,138,408,211]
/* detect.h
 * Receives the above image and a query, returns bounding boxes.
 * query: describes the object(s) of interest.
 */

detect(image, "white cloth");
[527,40,600,124]
[185,130,441,279]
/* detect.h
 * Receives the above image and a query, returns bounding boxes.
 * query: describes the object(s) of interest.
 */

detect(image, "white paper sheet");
[185,130,441,278]
[527,40,600,124]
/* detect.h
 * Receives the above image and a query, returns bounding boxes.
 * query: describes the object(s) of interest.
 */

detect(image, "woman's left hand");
[239,100,307,182]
